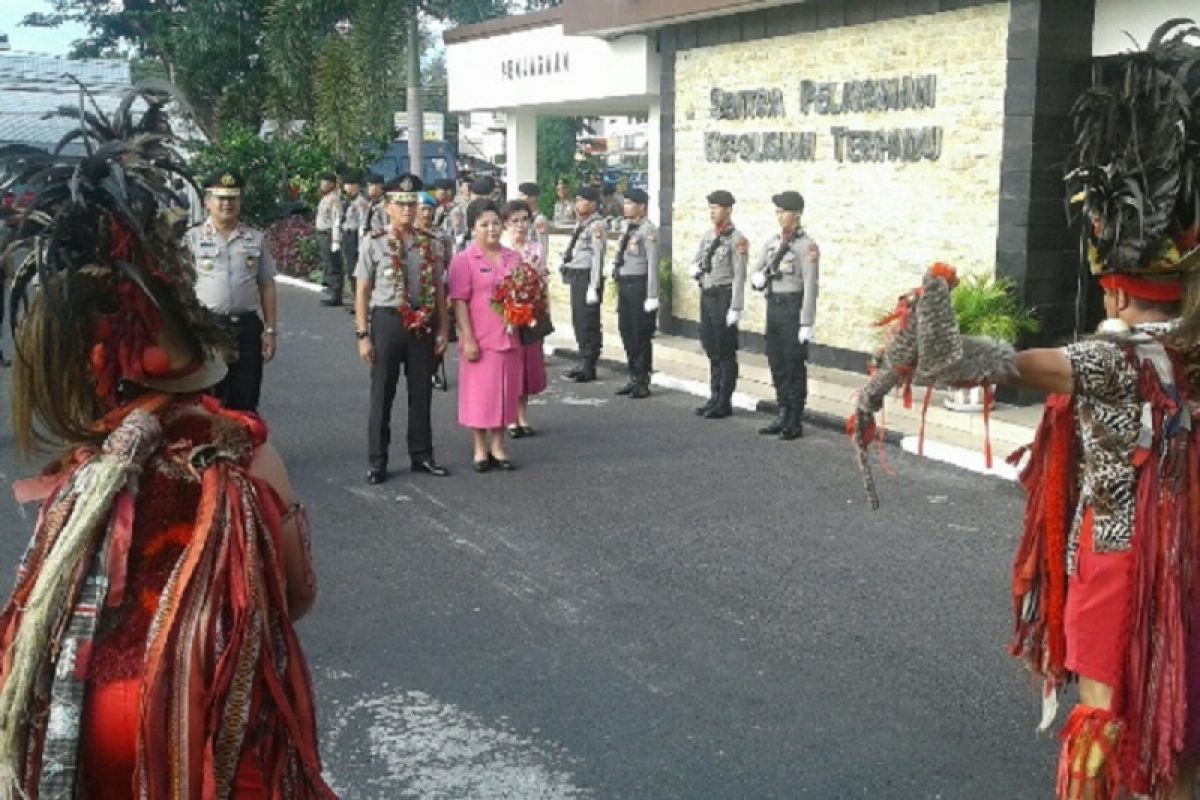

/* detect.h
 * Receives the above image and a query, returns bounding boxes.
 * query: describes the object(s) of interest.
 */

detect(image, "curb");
[276,274,324,294]
[545,343,895,443]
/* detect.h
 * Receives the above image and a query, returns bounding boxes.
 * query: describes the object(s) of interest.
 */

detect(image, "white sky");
[1,0,93,57]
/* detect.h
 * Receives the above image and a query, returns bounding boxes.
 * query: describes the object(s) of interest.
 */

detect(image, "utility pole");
[406,3,423,179]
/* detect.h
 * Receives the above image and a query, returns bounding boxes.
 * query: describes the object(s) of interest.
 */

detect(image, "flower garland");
[387,231,438,332]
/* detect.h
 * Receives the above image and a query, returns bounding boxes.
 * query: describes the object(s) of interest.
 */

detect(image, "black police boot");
[696,366,720,415]
[695,397,716,415]
[778,406,804,440]
[759,405,787,435]
[573,359,597,383]
[629,381,650,399]
[562,362,584,380]
[615,379,637,395]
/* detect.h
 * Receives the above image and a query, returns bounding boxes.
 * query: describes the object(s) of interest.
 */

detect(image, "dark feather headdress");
[2,80,229,452]
[1066,18,1200,277]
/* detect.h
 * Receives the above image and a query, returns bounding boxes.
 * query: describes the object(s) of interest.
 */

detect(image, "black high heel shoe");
[488,454,516,471]
[473,458,492,473]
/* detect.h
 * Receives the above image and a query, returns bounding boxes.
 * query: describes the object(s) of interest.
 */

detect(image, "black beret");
[706,190,735,207]
[626,188,649,205]
[576,186,601,202]
[367,173,385,185]
[518,182,540,196]
[469,176,496,195]
[432,178,455,191]
[772,190,805,213]
[341,169,363,184]
[319,172,337,182]
[203,170,244,191]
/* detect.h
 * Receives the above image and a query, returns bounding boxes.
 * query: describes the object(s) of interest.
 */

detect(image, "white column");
[505,110,538,201]
[647,99,661,225]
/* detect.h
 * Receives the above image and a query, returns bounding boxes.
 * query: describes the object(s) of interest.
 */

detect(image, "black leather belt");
[218,311,259,324]
[702,285,732,294]
[615,274,647,282]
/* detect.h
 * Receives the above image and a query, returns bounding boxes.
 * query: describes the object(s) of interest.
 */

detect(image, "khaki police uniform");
[693,223,749,416]
[315,188,343,304]
[342,192,369,297]
[559,210,607,380]
[612,217,659,395]
[187,218,277,411]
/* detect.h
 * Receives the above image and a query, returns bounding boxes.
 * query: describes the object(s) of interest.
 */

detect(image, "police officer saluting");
[690,190,748,419]
[612,188,659,398]
[187,170,279,412]
[560,186,608,382]
[750,190,819,440]
[355,174,451,483]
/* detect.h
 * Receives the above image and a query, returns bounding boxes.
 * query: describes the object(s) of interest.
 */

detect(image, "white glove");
[726,309,740,327]
[586,287,600,305]
[689,263,704,280]
[798,325,813,344]
[644,297,659,313]
[331,241,341,253]
[750,272,767,291]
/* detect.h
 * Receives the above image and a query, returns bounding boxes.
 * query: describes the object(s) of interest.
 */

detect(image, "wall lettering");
[710,88,786,120]
[702,74,943,164]
[501,51,570,80]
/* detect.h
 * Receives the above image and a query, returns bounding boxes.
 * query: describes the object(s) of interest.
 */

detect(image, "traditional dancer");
[850,20,1200,799]
[0,85,334,798]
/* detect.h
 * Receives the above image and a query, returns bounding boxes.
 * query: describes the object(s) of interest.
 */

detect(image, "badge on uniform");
[247,256,258,273]
[628,240,641,255]
[199,259,214,272]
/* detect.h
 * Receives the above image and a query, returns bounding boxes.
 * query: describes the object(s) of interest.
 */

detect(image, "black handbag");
[518,313,554,345]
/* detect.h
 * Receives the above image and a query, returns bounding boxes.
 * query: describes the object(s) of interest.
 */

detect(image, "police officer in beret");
[315,171,344,306]
[517,182,549,245]
[341,170,369,301]
[186,170,279,412]
[560,186,608,382]
[365,174,389,236]
[431,178,456,231]
[612,188,659,398]
[690,190,749,419]
[750,190,819,440]
[355,174,451,483]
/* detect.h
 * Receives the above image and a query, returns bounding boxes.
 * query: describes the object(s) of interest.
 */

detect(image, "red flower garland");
[387,232,438,332]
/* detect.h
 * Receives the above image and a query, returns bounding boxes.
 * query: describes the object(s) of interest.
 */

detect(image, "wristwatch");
[356,330,369,340]
[264,327,277,336]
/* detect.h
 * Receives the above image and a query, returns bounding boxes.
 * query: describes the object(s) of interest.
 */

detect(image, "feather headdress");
[2,80,229,452]
[1066,18,1200,277]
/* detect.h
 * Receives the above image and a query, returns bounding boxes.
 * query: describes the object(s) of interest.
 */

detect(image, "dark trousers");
[341,233,359,299]
[699,286,739,405]
[616,275,655,385]
[765,292,808,413]
[213,312,264,412]
[566,270,602,368]
[369,309,436,471]
[317,231,343,303]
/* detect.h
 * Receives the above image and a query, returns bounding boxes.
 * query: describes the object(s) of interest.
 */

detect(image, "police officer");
[431,178,456,230]
[749,190,819,440]
[187,170,278,412]
[341,170,369,302]
[690,190,748,419]
[559,186,608,382]
[517,182,549,246]
[315,171,343,306]
[355,174,451,483]
[365,173,388,236]
[612,188,659,399]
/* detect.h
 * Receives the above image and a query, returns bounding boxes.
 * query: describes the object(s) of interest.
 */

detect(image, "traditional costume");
[0,84,334,798]
[850,19,1200,800]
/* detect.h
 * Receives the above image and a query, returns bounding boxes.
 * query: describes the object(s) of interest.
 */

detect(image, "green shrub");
[951,274,1039,344]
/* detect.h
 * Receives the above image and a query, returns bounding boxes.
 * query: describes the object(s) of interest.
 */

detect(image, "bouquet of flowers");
[491,262,548,333]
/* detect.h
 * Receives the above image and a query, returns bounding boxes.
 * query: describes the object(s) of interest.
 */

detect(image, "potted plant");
[945,273,1039,411]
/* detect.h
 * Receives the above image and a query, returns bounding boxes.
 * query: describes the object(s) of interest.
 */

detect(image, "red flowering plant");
[490,261,548,332]
[265,216,319,279]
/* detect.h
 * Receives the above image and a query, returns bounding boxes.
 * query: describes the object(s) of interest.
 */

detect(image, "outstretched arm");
[1011,348,1073,396]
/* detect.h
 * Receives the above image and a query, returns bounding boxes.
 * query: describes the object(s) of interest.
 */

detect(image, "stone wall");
[669,3,1010,355]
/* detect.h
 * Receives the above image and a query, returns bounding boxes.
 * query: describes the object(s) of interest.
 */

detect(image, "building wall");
[666,3,1010,356]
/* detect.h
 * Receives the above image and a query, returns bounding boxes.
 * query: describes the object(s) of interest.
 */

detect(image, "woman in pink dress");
[500,200,548,438]
[449,199,523,471]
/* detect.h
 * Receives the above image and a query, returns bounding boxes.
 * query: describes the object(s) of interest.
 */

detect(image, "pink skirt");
[457,347,522,429]
[521,341,547,397]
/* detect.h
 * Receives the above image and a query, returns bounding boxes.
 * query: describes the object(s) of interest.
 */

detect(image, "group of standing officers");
[180,166,821,488]
[559,184,819,441]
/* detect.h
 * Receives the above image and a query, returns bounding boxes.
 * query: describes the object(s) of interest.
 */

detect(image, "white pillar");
[505,110,538,200]
[647,99,661,225]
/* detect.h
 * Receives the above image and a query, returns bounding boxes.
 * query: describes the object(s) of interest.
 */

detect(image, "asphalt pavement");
[0,282,1055,799]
